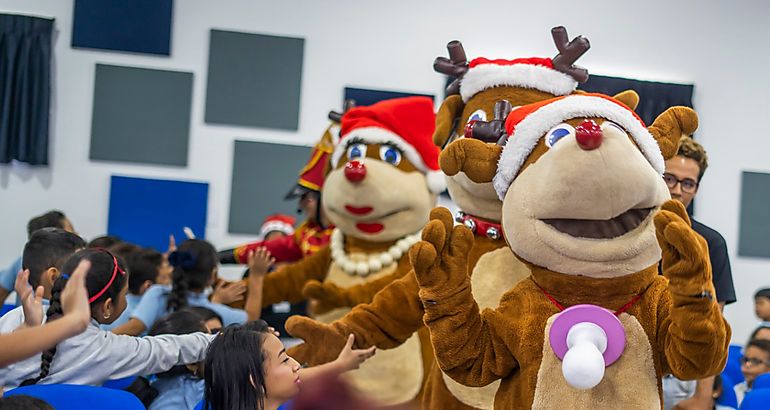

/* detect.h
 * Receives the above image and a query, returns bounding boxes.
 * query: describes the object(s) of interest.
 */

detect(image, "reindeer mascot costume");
[287,27,594,409]
[261,96,443,405]
[411,90,730,409]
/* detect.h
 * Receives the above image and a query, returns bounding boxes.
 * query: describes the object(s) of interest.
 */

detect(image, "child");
[101,248,172,331]
[0,228,86,333]
[0,265,90,367]
[0,248,213,390]
[735,338,770,405]
[112,239,271,336]
[203,321,376,410]
[184,306,223,334]
[749,324,770,342]
[755,288,770,323]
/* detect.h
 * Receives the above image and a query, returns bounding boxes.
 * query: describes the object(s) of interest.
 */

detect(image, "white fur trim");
[460,64,577,102]
[426,170,446,194]
[260,221,294,236]
[493,95,665,200]
[332,127,434,173]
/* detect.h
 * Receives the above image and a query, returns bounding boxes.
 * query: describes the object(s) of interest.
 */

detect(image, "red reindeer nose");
[344,161,366,183]
[575,120,603,150]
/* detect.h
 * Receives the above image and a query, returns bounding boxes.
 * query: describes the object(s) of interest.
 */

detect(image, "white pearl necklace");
[329,228,422,276]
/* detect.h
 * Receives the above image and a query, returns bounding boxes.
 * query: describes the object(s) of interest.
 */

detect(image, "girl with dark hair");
[113,239,270,336]
[204,322,376,410]
[183,306,223,334]
[0,249,213,390]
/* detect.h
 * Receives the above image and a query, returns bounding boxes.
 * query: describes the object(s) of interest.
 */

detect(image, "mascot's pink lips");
[345,205,374,215]
[356,223,385,233]
[540,207,654,239]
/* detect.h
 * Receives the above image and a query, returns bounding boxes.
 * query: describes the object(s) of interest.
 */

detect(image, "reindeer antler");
[467,100,513,145]
[551,26,590,83]
[434,40,469,95]
[328,99,357,122]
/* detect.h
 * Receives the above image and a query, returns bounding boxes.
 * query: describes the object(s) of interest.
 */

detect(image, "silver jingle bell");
[486,226,501,240]
[463,218,477,233]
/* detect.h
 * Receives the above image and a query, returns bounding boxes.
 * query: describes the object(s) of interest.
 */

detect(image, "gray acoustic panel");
[229,140,310,234]
[90,64,193,166]
[738,171,770,257]
[205,30,304,130]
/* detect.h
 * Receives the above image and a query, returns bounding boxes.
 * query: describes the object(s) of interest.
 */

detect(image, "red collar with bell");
[455,211,503,241]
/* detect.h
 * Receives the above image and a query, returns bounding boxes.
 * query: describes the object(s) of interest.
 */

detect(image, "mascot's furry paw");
[654,200,711,294]
[410,207,474,298]
[285,315,348,366]
[302,280,348,315]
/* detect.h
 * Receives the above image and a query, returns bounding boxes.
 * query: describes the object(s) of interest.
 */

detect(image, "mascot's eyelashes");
[546,123,575,148]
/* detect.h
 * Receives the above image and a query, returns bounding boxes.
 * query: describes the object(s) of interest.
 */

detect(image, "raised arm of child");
[0,261,91,367]
[243,247,274,321]
[298,334,376,382]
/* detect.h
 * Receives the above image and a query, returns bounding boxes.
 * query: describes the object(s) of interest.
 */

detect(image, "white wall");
[0,0,768,342]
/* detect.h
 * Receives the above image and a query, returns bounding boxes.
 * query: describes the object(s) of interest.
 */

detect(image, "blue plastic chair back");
[729,344,744,364]
[102,376,137,390]
[740,388,770,409]
[752,373,770,390]
[717,373,739,408]
[5,384,144,410]
[724,359,745,385]
[0,304,14,316]
[194,399,207,410]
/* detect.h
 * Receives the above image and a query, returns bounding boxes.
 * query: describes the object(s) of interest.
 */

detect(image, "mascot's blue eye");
[347,143,367,160]
[379,145,402,165]
[546,123,576,148]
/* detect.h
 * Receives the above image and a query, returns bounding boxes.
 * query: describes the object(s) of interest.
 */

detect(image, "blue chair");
[729,344,744,364]
[0,303,14,316]
[5,384,144,410]
[717,374,739,409]
[752,373,770,390]
[740,388,770,409]
[724,359,745,385]
[102,376,137,390]
[194,400,206,410]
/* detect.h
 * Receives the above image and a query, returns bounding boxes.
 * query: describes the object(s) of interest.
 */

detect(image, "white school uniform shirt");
[0,319,213,391]
[0,302,49,334]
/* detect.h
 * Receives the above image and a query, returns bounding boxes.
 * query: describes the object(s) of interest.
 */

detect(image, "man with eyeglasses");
[661,135,736,410]
[735,339,770,405]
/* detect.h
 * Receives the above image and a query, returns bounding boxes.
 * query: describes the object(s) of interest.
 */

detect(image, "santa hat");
[260,214,296,237]
[493,93,664,200]
[460,57,578,103]
[332,96,445,193]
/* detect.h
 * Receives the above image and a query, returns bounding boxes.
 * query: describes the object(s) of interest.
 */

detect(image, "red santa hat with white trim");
[459,57,579,102]
[332,96,445,193]
[493,93,665,200]
[260,214,296,238]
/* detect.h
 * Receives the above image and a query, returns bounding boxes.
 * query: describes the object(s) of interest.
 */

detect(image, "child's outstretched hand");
[333,334,376,372]
[16,269,45,327]
[248,247,275,276]
[211,280,247,304]
[60,260,92,333]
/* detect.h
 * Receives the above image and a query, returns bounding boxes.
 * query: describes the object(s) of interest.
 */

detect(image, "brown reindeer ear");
[648,106,698,160]
[612,90,640,111]
[433,94,465,147]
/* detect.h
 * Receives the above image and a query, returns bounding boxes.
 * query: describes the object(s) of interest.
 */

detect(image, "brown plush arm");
[413,208,517,386]
[655,200,730,379]
[261,246,332,307]
[287,270,426,366]
[301,256,412,313]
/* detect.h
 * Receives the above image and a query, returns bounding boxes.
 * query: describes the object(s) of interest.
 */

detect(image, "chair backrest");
[740,388,770,409]
[718,373,739,408]
[194,399,206,410]
[102,376,137,390]
[729,344,744,364]
[752,373,770,390]
[724,359,745,385]
[5,384,145,410]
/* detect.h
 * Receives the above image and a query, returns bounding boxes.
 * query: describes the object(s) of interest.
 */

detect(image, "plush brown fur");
[412,98,730,409]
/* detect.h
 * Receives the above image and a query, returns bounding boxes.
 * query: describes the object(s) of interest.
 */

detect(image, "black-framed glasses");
[663,173,699,193]
[740,356,770,367]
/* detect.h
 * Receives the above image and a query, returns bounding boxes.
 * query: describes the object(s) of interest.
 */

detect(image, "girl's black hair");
[0,395,54,410]
[167,239,218,312]
[148,310,208,378]
[20,249,128,386]
[203,321,271,410]
[183,306,223,330]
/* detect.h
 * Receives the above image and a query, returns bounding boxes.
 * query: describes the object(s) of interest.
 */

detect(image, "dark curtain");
[0,14,54,165]
[579,74,694,125]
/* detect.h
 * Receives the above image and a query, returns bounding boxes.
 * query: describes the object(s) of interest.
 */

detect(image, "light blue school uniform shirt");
[0,256,22,293]
[101,293,143,331]
[131,284,247,329]
[149,375,204,410]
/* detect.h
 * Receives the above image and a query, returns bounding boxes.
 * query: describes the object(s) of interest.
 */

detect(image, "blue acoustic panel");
[738,171,770,258]
[205,30,304,130]
[89,64,193,166]
[344,87,434,107]
[72,0,173,55]
[108,175,208,252]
